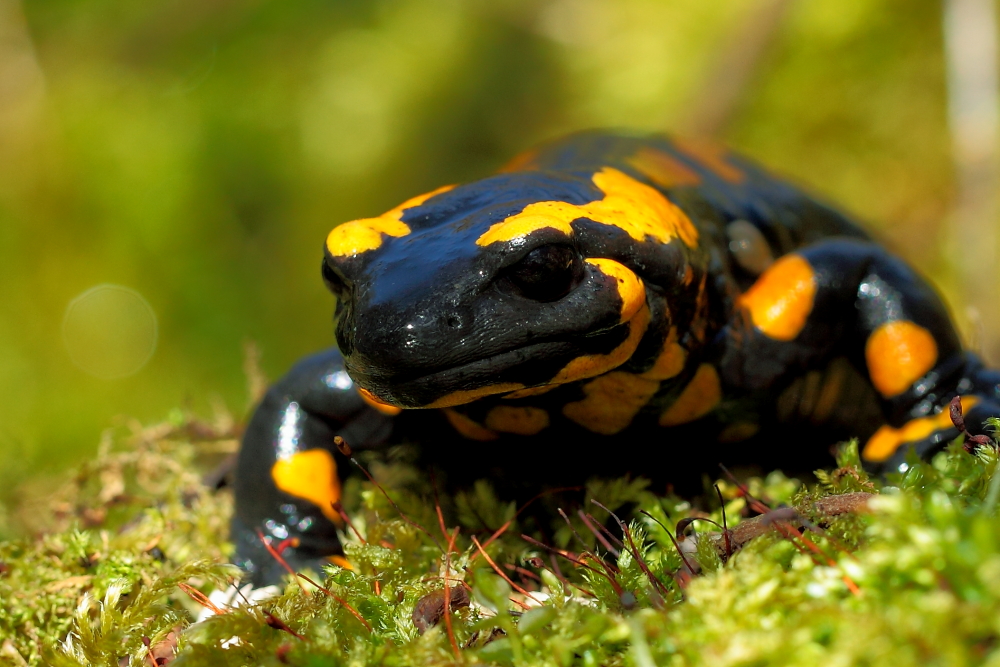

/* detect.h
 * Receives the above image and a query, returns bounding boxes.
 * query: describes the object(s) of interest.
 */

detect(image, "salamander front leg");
[866,355,1000,472]
[719,238,1000,471]
[232,348,398,585]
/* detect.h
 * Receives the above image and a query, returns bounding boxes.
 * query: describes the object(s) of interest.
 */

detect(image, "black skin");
[233,130,1000,585]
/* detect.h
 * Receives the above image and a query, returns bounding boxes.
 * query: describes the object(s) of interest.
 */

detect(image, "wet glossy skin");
[233,130,1000,585]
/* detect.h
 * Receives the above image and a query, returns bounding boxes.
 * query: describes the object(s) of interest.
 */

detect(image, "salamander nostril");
[446,316,461,328]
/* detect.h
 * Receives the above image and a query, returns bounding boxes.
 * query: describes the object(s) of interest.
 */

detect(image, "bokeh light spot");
[62,284,158,379]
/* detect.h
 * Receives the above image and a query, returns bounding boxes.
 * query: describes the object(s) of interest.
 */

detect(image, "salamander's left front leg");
[720,238,1000,471]
[232,348,398,585]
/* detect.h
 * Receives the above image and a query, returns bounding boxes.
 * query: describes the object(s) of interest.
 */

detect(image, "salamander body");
[233,131,1000,584]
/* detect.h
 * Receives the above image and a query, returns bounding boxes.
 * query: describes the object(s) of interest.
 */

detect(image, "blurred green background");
[0,0,995,502]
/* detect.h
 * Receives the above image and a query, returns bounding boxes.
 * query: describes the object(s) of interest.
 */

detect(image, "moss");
[2,417,1000,666]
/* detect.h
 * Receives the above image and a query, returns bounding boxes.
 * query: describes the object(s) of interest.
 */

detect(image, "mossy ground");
[2,410,1000,667]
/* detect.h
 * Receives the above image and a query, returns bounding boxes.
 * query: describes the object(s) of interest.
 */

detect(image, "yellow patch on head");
[476,167,699,249]
[550,303,651,386]
[590,168,700,247]
[587,258,645,322]
[865,320,939,398]
[672,138,745,184]
[659,363,722,427]
[562,371,659,435]
[484,406,550,435]
[270,449,342,524]
[425,383,526,408]
[326,185,454,257]
[476,213,576,247]
[358,387,403,415]
[626,147,702,188]
[737,254,816,341]
[444,409,500,441]
[640,327,687,381]
[862,396,978,462]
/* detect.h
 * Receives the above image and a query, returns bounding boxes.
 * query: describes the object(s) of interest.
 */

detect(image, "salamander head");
[323,167,697,408]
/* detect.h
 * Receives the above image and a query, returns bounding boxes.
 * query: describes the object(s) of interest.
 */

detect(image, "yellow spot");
[587,258,645,322]
[484,406,550,435]
[737,254,816,341]
[718,421,760,443]
[639,327,687,381]
[862,396,978,462]
[358,387,403,415]
[425,383,526,408]
[550,303,651,385]
[271,449,342,524]
[563,371,659,434]
[476,167,698,249]
[326,185,454,257]
[327,555,353,570]
[673,138,745,184]
[626,147,702,188]
[444,409,500,441]
[504,384,559,399]
[659,363,722,426]
[865,320,939,398]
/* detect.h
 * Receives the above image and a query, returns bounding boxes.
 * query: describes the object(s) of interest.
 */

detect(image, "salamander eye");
[322,261,350,297]
[505,244,583,302]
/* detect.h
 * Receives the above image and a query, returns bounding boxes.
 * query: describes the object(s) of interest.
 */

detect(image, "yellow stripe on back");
[626,147,702,188]
[672,138,746,184]
[476,167,699,249]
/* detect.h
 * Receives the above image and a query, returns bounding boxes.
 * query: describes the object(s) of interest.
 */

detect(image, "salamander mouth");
[349,340,571,408]
[348,325,632,408]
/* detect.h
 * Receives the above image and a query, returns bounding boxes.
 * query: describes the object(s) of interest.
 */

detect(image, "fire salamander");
[233,130,1000,584]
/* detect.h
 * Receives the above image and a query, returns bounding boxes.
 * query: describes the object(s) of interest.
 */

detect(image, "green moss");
[2,418,1000,666]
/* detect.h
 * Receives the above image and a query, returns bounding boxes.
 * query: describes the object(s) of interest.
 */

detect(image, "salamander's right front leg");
[720,238,1000,472]
[232,348,398,586]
